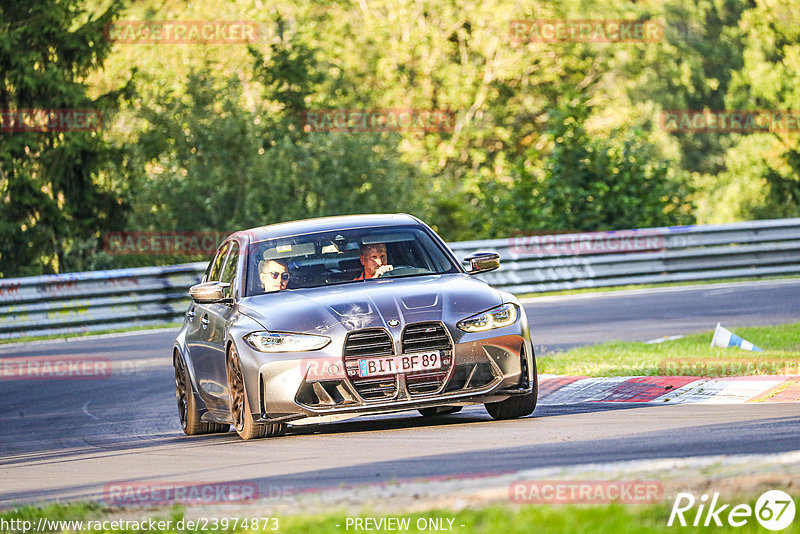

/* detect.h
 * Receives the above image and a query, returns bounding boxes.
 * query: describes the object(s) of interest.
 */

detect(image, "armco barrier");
[450,218,800,294]
[0,263,206,340]
[0,218,798,340]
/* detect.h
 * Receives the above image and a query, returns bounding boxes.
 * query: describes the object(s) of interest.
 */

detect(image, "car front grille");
[343,323,456,400]
[402,322,452,395]
[343,328,397,400]
[343,329,394,358]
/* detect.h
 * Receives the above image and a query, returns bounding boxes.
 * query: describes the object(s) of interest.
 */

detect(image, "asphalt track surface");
[1,280,799,507]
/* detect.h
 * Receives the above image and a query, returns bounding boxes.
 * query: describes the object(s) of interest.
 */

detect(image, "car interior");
[244,230,450,296]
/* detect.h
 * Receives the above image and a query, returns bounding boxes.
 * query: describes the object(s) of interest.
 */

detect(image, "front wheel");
[226,346,285,440]
[485,355,538,420]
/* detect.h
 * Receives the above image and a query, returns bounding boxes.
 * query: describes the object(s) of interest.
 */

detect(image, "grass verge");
[537,322,800,377]
[2,495,797,533]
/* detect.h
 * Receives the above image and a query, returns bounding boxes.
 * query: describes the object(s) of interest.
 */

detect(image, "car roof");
[233,213,424,243]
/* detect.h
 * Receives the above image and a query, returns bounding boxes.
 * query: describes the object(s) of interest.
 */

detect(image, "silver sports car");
[173,214,537,439]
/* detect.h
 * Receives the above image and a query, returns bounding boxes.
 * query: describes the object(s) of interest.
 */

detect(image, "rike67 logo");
[668,490,796,531]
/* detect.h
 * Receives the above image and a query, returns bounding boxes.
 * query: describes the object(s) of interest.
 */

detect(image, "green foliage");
[0,0,133,277]
[533,100,694,231]
[124,32,424,256]
[460,97,695,237]
[720,0,800,221]
[754,149,800,219]
[619,0,750,175]
[3,0,799,275]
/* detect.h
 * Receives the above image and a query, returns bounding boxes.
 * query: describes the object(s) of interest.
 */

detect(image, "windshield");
[244,226,460,296]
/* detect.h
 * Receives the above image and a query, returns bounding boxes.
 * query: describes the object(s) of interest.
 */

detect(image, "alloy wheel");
[227,348,246,432]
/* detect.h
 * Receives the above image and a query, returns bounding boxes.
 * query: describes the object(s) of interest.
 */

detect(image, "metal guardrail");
[450,217,800,293]
[1,218,799,340]
[0,263,206,340]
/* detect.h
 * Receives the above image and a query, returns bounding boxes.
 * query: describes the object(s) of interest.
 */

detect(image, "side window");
[206,242,229,282]
[220,242,239,298]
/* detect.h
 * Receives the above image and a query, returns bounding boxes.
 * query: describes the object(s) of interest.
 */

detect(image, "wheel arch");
[225,336,263,419]
[173,344,200,398]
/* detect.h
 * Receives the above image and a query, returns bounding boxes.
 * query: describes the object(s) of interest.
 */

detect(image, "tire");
[418,406,463,417]
[485,353,538,420]
[174,352,230,435]
[226,346,286,440]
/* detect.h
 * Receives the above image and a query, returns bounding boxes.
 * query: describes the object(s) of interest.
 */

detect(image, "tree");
[0,0,131,276]
[721,0,800,220]
[517,99,695,231]
[124,30,425,256]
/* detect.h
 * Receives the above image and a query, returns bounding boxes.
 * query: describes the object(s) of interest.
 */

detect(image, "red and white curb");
[538,375,800,404]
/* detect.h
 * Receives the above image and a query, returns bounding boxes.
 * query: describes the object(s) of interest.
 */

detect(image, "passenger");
[355,243,393,280]
[259,259,290,292]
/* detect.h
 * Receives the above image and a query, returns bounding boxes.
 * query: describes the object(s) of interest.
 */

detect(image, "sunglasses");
[265,271,290,281]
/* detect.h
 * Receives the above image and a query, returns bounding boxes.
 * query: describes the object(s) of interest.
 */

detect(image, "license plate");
[358,351,441,378]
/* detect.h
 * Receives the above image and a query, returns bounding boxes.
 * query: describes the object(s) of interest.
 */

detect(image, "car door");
[185,241,227,369]
[192,240,241,412]
[185,241,231,409]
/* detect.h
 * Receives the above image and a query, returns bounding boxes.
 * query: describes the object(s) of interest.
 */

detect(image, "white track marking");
[82,401,99,420]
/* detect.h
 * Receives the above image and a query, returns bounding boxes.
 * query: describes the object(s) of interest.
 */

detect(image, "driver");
[259,259,290,292]
[355,242,393,280]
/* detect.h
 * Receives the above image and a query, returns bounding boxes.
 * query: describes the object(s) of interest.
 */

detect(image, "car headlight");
[244,331,331,353]
[457,303,518,332]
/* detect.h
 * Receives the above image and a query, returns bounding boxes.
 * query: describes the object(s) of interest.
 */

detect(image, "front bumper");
[238,323,533,425]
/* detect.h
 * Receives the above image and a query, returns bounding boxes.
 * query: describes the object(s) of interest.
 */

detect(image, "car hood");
[238,274,502,335]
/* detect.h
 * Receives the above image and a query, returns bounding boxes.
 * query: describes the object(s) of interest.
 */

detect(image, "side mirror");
[189,281,231,303]
[463,251,500,275]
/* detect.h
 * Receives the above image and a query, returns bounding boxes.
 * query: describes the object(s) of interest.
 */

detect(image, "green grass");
[518,274,800,299]
[2,495,797,533]
[276,501,796,534]
[538,322,800,377]
[0,323,182,346]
